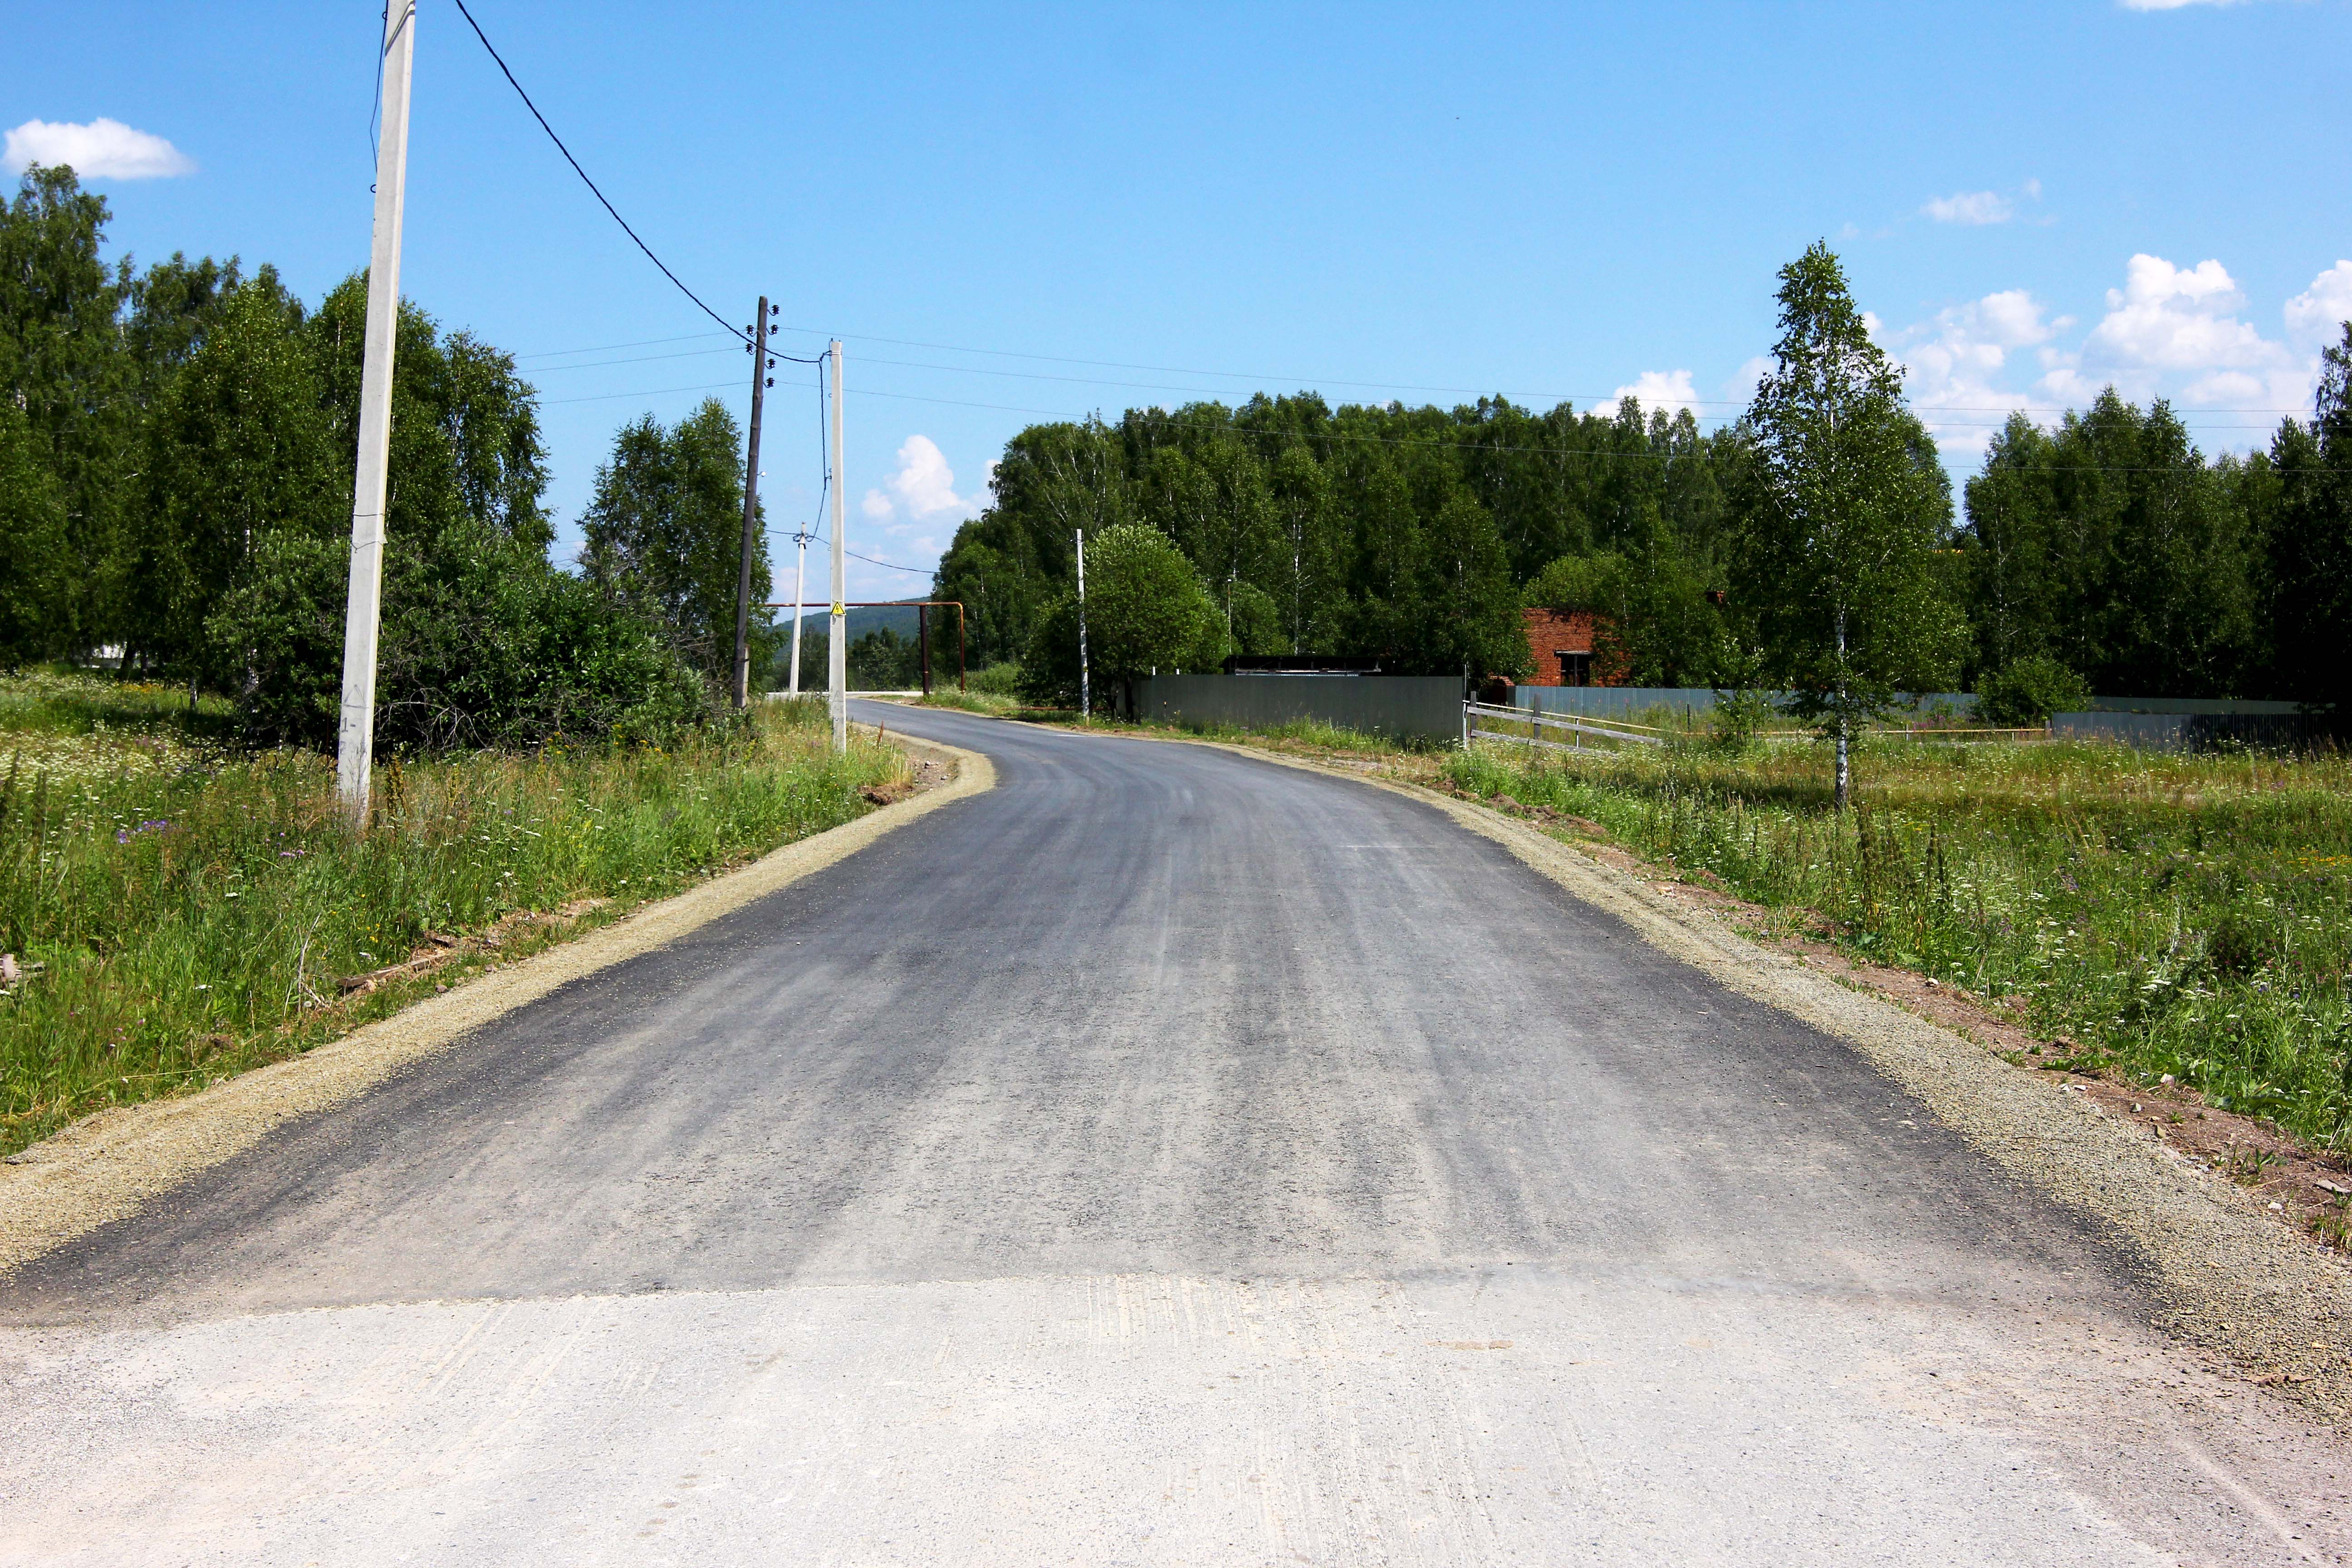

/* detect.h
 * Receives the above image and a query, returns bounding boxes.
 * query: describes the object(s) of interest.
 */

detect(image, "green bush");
[965,661,1022,696]
[1975,655,2091,728]
[208,519,714,752]
[1021,525,1223,707]
[1709,687,1773,751]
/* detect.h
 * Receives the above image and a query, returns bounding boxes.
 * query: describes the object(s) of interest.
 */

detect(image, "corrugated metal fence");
[1513,686,1980,721]
[2049,711,2323,752]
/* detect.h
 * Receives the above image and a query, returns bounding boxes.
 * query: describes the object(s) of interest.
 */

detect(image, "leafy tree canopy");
[1735,242,1965,799]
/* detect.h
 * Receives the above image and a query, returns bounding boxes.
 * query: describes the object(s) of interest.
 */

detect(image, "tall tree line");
[936,391,1749,684]
[938,292,2349,710]
[1966,362,2350,704]
[0,166,772,747]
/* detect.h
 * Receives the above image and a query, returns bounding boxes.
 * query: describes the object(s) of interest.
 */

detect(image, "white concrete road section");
[4,702,2348,1564]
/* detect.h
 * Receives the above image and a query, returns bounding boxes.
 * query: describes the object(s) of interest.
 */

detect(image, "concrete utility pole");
[733,298,774,709]
[334,0,417,823]
[827,341,847,753]
[1075,528,1090,721]
[786,530,809,696]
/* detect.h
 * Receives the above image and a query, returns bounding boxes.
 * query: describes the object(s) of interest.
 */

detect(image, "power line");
[763,323,2319,419]
[842,385,2331,476]
[539,355,2298,435]
[848,549,929,574]
[519,332,733,363]
[841,351,2305,430]
[541,378,743,406]
[760,523,929,578]
[533,374,2326,476]
[364,4,385,172]
[527,346,740,373]
[505,322,2312,422]
[450,0,764,351]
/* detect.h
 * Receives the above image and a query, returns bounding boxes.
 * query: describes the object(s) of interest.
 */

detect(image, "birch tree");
[1738,243,1961,807]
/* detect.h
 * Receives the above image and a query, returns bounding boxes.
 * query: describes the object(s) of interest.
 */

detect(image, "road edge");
[0,731,995,1277]
[1167,733,2352,1413]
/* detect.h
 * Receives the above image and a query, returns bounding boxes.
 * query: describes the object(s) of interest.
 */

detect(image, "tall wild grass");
[1446,736,2352,1151]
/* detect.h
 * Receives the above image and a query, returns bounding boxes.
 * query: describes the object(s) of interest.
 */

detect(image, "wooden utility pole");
[733,298,774,708]
[334,0,416,822]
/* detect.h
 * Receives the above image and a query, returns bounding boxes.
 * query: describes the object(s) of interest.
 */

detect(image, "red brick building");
[1520,607,1621,687]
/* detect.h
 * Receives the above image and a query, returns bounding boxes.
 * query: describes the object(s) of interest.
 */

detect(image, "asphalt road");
[3,703,2347,1564]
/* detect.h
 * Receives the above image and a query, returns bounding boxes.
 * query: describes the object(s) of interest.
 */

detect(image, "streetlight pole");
[787,530,809,696]
[827,341,847,753]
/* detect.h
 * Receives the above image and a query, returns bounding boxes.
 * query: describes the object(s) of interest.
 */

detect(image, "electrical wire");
[519,331,735,362]
[450,0,769,352]
[840,385,2328,476]
[807,355,833,541]
[756,524,930,578]
[848,549,929,574]
[530,347,738,373]
[365,4,388,172]
[536,374,2330,476]
[541,379,743,406]
[506,327,2309,423]
[764,324,2320,419]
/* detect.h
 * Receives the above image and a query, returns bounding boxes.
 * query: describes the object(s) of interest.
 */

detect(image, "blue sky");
[8,0,2349,598]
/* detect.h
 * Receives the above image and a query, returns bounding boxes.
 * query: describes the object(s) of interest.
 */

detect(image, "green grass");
[1443,736,2352,1151]
[910,688,1025,718]
[0,676,906,1155]
[1151,713,1448,753]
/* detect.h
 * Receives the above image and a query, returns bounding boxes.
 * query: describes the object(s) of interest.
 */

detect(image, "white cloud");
[1595,369,1697,420]
[858,435,980,529]
[1892,290,2070,453]
[3,118,193,179]
[1922,179,2047,227]
[2064,255,2288,400]
[2285,260,2352,344]
[1924,191,2013,226]
[1729,356,1774,405]
[1884,253,2331,462]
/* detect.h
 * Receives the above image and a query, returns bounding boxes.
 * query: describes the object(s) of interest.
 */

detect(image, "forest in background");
[5,159,2347,737]
[936,341,2351,709]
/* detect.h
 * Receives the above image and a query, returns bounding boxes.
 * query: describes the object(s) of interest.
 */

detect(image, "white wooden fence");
[1462,701,1664,751]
